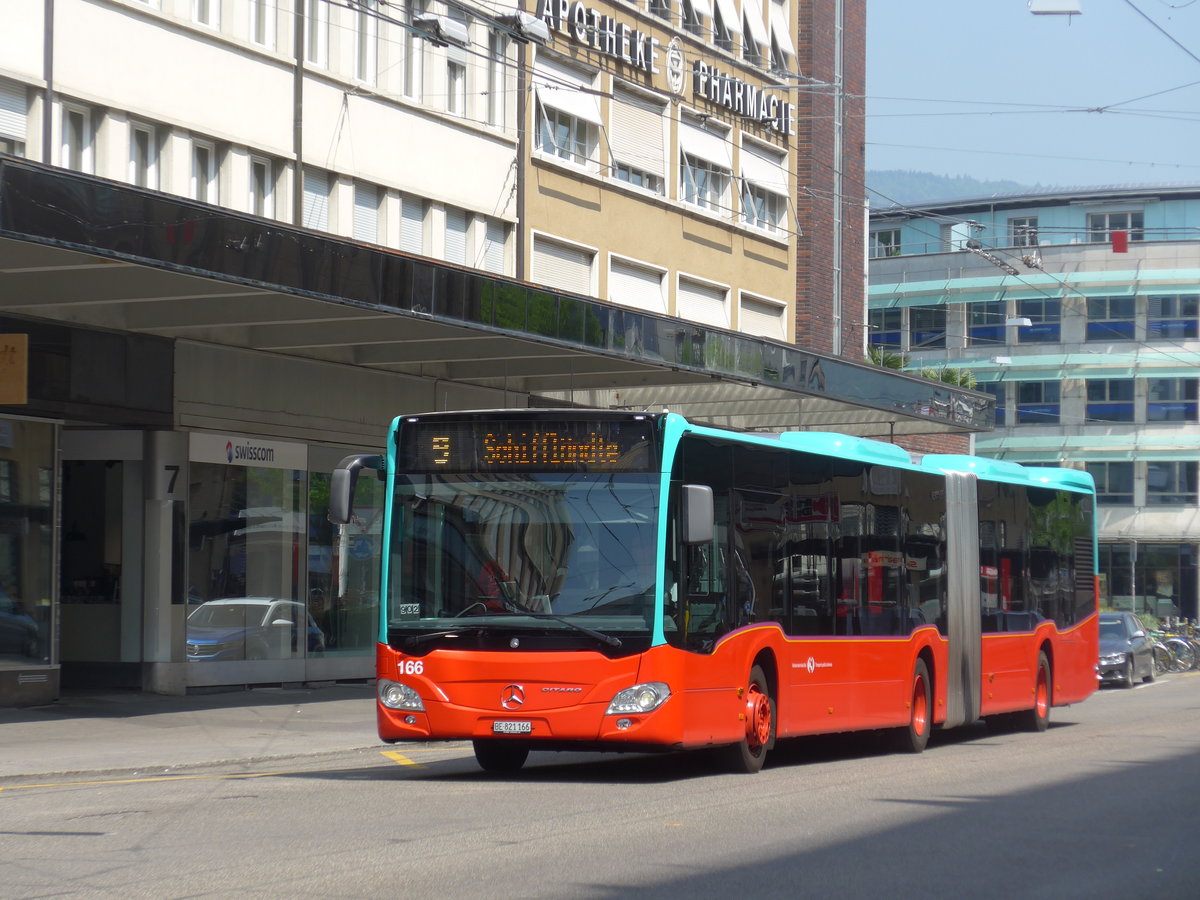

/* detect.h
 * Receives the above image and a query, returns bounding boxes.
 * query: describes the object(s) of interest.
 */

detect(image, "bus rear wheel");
[718,664,774,774]
[894,658,932,753]
[472,739,529,774]
[1018,651,1052,732]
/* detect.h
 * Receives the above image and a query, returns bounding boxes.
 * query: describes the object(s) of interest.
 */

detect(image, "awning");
[0,158,992,437]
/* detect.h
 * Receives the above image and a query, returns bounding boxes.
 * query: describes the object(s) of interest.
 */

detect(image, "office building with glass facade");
[869,185,1200,621]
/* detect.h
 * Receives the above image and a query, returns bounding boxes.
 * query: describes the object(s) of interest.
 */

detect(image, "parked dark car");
[1098,611,1155,687]
[186,598,325,661]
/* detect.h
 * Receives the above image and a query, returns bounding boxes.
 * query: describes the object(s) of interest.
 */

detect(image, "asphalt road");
[4,674,1198,899]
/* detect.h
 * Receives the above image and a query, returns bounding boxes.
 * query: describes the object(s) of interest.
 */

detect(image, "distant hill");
[867,170,1043,208]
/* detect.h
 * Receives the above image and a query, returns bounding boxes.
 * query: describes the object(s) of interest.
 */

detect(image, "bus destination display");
[398,418,655,472]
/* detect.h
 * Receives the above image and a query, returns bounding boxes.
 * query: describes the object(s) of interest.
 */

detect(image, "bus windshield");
[388,473,660,642]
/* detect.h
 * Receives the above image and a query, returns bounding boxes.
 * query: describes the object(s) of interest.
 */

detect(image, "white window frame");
[129,122,159,190]
[191,139,220,204]
[481,218,508,274]
[445,8,470,115]
[677,274,730,328]
[353,182,381,243]
[739,291,787,340]
[304,0,329,68]
[355,0,379,84]
[404,0,426,100]
[870,228,901,258]
[193,0,220,29]
[768,0,796,73]
[486,30,508,128]
[610,86,666,196]
[250,155,276,218]
[608,255,667,315]
[302,168,330,231]
[712,0,742,53]
[444,206,470,265]
[739,137,788,234]
[249,0,276,49]
[533,57,601,171]
[742,0,770,66]
[0,79,29,150]
[1009,216,1038,248]
[680,115,732,215]
[62,104,94,174]
[531,232,596,296]
[682,0,711,37]
[400,193,427,254]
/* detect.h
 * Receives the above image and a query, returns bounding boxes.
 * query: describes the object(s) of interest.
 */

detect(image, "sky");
[866,0,1200,188]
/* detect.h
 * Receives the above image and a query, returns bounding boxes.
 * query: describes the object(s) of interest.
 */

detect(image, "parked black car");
[1098,612,1156,687]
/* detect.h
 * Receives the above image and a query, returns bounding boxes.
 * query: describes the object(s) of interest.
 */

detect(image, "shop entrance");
[59,459,143,688]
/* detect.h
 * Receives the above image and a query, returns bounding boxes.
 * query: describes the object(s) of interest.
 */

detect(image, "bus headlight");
[378,679,425,711]
[606,682,670,715]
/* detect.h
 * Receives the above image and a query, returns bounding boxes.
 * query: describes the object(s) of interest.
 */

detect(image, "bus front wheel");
[719,664,774,774]
[472,739,529,774]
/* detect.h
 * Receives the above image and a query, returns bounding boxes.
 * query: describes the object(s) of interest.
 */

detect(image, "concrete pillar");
[141,431,188,695]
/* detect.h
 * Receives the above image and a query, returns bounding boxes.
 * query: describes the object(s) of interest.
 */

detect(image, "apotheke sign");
[536,0,795,135]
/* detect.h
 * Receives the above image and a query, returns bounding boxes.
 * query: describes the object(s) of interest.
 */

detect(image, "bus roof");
[922,454,1096,493]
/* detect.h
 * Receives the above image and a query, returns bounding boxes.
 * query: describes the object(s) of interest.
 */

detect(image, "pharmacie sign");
[535,0,795,135]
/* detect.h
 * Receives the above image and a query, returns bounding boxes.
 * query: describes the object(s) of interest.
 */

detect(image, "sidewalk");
[0,682,384,779]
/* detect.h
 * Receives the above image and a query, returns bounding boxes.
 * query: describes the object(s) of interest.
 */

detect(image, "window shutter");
[483,219,506,274]
[610,258,666,314]
[677,278,728,327]
[302,170,329,231]
[610,90,666,178]
[532,236,593,294]
[445,207,469,264]
[740,295,786,340]
[353,185,379,242]
[0,79,27,141]
[401,195,425,254]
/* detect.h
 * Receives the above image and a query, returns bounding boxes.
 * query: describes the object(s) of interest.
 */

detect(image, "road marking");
[381,750,424,768]
[0,772,279,793]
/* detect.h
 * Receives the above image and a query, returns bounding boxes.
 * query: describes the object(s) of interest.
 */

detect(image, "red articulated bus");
[329,409,1098,773]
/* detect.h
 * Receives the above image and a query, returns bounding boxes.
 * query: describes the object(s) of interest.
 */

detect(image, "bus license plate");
[493,720,532,735]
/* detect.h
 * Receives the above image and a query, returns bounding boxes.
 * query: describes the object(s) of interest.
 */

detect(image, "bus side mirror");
[329,454,383,524]
[682,484,714,545]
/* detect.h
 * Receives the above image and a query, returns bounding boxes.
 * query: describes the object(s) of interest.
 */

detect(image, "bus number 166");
[399,659,424,676]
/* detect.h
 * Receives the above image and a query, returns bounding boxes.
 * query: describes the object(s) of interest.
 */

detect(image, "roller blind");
[677,277,728,327]
[740,295,787,339]
[445,207,469,264]
[610,258,666,314]
[533,236,593,294]
[609,89,666,178]
[0,79,26,141]
[401,195,425,254]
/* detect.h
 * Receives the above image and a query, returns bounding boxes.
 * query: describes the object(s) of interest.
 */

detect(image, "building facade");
[0,0,988,706]
[869,185,1200,622]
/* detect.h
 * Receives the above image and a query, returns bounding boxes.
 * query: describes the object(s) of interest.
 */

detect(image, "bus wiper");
[498,597,622,648]
[400,628,473,649]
